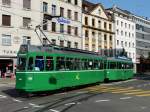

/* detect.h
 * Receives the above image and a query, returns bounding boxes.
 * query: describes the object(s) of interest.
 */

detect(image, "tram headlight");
[28,77,33,81]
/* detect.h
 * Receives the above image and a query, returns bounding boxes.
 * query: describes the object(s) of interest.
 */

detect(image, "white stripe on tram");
[16,70,104,74]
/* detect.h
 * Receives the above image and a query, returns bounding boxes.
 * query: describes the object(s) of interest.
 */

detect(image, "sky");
[89,0,150,18]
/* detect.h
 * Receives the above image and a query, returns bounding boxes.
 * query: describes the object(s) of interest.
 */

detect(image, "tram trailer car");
[16,45,105,93]
[104,57,134,81]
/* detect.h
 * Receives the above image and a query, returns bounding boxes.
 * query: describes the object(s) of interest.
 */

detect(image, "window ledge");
[20,26,33,30]
[0,25,14,28]
[2,4,11,8]
[22,8,31,11]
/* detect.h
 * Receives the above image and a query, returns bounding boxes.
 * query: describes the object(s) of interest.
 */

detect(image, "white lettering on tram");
[0,95,7,98]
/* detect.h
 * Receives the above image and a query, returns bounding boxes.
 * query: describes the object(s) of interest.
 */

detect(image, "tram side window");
[121,63,125,69]
[93,60,99,70]
[88,60,93,70]
[74,59,81,70]
[118,63,122,69]
[110,62,117,69]
[17,57,26,71]
[126,63,133,69]
[35,56,44,71]
[104,62,107,69]
[28,57,33,70]
[99,61,104,69]
[66,58,74,70]
[84,60,88,70]
[56,57,65,71]
[46,57,53,71]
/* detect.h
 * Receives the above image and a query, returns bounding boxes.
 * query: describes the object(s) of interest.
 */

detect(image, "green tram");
[16,45,105,92]
[104,57,134,81]
[16,45,134,93]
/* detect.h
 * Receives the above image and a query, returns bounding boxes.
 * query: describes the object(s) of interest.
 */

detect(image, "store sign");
[57,17,71,24]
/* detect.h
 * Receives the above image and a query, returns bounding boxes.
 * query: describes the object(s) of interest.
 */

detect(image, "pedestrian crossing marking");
[85,85,150,97]
[125,91,150,95]
[136,94,150,97]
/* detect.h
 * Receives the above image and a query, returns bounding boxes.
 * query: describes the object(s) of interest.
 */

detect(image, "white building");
[82,0,115,55]
[107,7,136,66]
[0,0,82,75]
[132,15,150,60]
[42,0,82,48]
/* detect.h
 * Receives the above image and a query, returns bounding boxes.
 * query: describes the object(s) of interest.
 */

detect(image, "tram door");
[122,63,127,80]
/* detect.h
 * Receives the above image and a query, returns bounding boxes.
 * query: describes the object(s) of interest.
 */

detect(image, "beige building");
[0,0,82,75]
[82,0,115,55]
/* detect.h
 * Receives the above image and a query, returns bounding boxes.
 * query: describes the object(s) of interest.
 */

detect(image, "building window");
[92,32,95,38]
[117,20,119,25]
[2,34,11,46]
[67,41,71,48]
[75,27,78,36]
[60,7,64,17]
[60,40,64,47]
[121,31,123,36]
[67,0,71,3]
[116,29,119,35]
[67,25,71,34]
[23,0,31,9]
[92,18,95,27]
[129,24,130,29]
[2,0,11,6]
[104,22,107,29]
[85,17,88,25]
[125,23,127,28]
[43,2,48,13]
[2,15,11,26]
[125,32,127,36]
[23,36,31,45]
[121,21,123,27]
[125,42,128,47]
[52,22,56,32]
[117,40,119,45]
[74,42,78,49]
[23,17,31,27]
[74,12,78,21]
[52,5,56,16]
[67,9,71,19]
[129,42,131,47]
[43,19,47,30]
[110,36,112,41]
[60,24,64,33]
[104,34,107,41]
[51,39,56,45]
[75,0,78,5]
[98,9,101,15]
[121,41,123,47]
[109,24,112,30]
[98,20,101,29]
[85,30,89,37]
[132,43,134,48]
[129,32,131,37]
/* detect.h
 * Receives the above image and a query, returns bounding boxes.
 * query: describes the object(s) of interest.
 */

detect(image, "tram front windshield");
[17,57,26,71]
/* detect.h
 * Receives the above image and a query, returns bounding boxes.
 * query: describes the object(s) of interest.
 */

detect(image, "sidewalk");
[0,78,15,85]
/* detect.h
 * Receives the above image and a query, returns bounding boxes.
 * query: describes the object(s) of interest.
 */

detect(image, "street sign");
[57,17,71,24]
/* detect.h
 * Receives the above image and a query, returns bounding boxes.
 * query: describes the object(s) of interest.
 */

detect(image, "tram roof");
[107,57,132,63]
[19,44,105,59]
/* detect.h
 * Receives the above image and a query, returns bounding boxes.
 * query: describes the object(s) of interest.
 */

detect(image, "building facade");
[42,0,82,49]
[107,7,136,66]
[82,0,115,55]
[132,15,150,60]
[0,0,82,75]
